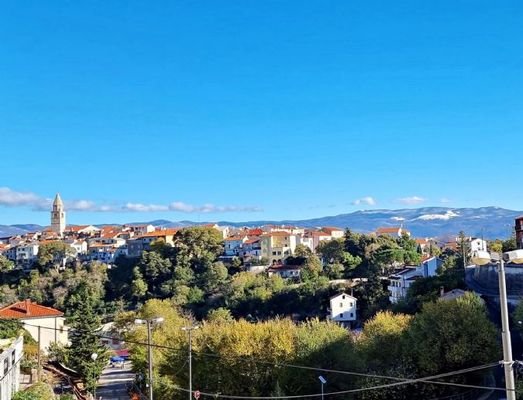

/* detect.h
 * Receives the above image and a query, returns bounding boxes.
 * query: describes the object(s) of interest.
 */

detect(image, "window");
[342,295,345,299]
[340,313,344,318]
[339,302,343,308]
[350,302,353,307]
[4,358,8,374]
[350,313,354,318]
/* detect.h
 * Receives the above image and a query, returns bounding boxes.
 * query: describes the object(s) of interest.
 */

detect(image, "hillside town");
[2,195,523,400]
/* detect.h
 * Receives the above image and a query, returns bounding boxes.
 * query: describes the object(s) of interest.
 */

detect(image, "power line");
[23,322,504,394]
[193,351,503,392]
[170,363,502,399]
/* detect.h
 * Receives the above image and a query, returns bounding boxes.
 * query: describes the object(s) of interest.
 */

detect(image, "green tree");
[37,241,73,271]
[294,244,312,258]
[0,255,14,272]
[406,292,498,374]
[131,266,148,302]
[359,311,412,370]
[68,286,109,394]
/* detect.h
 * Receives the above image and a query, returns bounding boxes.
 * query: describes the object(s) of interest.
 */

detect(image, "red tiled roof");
[138,228,179,238]
[376,227,401,234]
[0,299,63,319]
[67,225,89,232]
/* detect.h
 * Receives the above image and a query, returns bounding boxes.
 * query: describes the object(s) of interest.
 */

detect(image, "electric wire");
[23,323,505,395]
[170,363,502,399]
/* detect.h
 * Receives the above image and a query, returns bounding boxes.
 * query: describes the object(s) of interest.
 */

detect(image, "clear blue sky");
[1,1,522,225]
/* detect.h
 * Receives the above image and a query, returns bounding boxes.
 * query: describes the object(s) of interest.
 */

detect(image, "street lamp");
[470,249,523,400]
[91,353,98,400]
[135,317,164,400]
[181,325,200,400]
[318,375,327,400]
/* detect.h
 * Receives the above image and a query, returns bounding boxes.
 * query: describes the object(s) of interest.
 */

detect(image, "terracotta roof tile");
[0,299,63,319]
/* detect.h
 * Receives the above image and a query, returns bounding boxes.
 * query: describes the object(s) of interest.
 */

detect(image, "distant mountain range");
[1,207,521,239]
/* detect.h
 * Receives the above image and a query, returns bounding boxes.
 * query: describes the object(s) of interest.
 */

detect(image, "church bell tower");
[51,193,66,235]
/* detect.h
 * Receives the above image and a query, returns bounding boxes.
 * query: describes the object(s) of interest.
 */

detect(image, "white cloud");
[398,196,426,205]
[67,200,98,211]
[169,202,262,213]
[440,198,451,204]
[0,187,262,214]
[351,196,376,206]
[0,187,49,209]
[122,203,169,212]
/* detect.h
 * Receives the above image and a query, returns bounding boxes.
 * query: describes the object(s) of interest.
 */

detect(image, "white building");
[0,300,68,354]
[469,238,487,253]
[66,239,88,255]
[224,236,248,257]
[0,336,23,400]
[329,293,357,325]
[129,225,156,237]
[388,257,443,303]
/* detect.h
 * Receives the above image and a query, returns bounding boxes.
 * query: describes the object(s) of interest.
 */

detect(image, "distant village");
[3,193,521,308]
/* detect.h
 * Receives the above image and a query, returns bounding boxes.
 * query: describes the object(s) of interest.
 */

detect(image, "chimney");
[25,299,31,315]
[440,286,445,297]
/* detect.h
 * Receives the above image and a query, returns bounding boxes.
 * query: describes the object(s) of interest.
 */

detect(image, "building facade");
[0,336,23,400]
[329,293,357,325]
[516,216,523,249]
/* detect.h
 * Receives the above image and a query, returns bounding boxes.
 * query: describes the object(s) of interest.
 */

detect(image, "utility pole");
[147,321,154,400]
[182,325,199,400]
[499,258,516,400]
[37,325,41,382]
[134,317,164,400]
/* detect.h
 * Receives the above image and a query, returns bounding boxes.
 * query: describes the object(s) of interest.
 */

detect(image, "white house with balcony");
[329,293,357,326]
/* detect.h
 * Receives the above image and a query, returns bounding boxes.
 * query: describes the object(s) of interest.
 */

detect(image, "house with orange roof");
[126,228,179,257]
[375,226,411,238]
[321,227,345,239]
[66,225,100,235]
[0,299,68,353]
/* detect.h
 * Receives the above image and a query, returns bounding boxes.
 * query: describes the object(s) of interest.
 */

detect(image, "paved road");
[96,363,135,400]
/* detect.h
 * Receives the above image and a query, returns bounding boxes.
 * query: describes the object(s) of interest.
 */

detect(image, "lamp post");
[471,249,523,400]
[135,317,164,400]
[181,325,199,400]
[91,353,98,400]
[318,375,327,400]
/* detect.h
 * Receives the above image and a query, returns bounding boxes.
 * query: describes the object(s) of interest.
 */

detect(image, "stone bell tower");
[51,193,66,235]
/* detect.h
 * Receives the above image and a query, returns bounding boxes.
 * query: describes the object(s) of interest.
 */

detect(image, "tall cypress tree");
[68,284,108,395]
